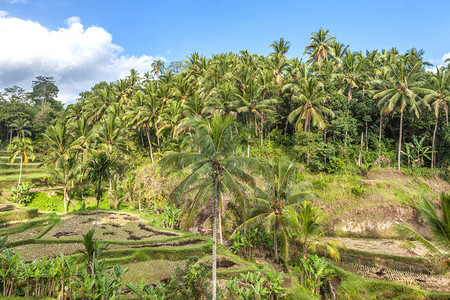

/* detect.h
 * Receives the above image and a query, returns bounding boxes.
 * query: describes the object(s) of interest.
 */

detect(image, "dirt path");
[333,237,429,257]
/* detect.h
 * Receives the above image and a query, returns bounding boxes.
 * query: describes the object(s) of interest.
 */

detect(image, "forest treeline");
[1,29,449,173]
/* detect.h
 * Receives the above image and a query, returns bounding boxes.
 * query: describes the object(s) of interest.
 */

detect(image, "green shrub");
[9,183,34,204]
[351,185,366,196]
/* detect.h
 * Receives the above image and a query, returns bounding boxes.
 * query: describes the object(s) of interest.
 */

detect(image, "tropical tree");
[10,118,31,139]
[304,28,336,64]
[50,157,78,212]
[395,193,449,269]
[41,122,79,169]
[232,158,315,263]
[7,137,35,187]
[270,38,291,57]
[161,114,255,300]
[374,59,431,170]
[84,152,113,275]
[424,67,450,168]
[287,77,334,165]
[283,201,341,261]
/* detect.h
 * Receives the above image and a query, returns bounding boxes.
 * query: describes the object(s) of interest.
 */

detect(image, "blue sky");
[1,0,449,103]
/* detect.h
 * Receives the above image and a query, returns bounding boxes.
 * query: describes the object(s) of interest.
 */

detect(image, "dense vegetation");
[0,28,449,299]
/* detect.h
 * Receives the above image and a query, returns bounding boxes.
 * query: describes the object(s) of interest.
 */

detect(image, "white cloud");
[425,52,450,73]
[0,13,163,104]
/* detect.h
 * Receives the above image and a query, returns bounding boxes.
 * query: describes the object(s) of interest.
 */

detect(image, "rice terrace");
[0,1,450,299]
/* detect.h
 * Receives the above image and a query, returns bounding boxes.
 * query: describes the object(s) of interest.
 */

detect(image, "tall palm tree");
[50,157,78,212]
[287,77,334,165]
[287,77,334,132]
[232,158,315,263]
[7,137,35,187]
[374,59,432,170]
[151,59,165,80]
[424,67,450,168]
[84,152,113,275]
[42,122,80,169]
[161,114,255,300]
[270,38,291,57]
[304,28,336,64]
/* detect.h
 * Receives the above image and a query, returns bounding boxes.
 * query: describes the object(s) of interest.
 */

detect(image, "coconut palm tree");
[283,201,341,260]
[288,77,334,132]
[270,38,291,57]
[7,137,35,187]
[424,67,450,168]
[374,59,432,170]
[42,122,80,169]
[84,152,113,275]
[232,158,315,263]
[304,28,336,64]
[161,114,256,300]
[395,193,449,262]
[151,59,165,80]
[50,157,78,212]
[10,118,31,139]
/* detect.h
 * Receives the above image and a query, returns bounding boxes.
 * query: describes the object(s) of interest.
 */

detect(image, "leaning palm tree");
[232,158,315,263]
[374,59,432,170]
[7,137,35,187]
[395,193,449,270]
[161,114,256,300]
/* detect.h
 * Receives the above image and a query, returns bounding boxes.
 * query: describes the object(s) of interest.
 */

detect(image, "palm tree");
[283,201,341,260]
[270,38,291,57]
[287,77,334,165]
[7,137,35,187]
[10,118,31,139]
[424,67,450,168]
[161,114,255,300]
[288,77,334,132]
[395,193,449,261]
[84,152,113,276]
[232,158,315,263]
[42,122,79,169]
[151,59,165,79]
[304,28,336,64]
[50,157,78,212]
[374,59,431,170]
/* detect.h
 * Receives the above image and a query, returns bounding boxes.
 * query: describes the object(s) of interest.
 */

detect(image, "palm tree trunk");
[18,154,23,187]
[398,110,403,171]
[218,196,223,245]
[378,114,383,155]
[260,114,264,146]
[358,132,363,167]
[93,181,101,277]
[365,120,368,152]
[145,127,154,164]
[273,219,279,263]
[63,186,67,213]
[431,119,438,169]
[212,172,219,300]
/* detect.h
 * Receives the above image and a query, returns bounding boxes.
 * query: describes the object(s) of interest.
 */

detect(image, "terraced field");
[0,208,256,287]
[0,151,49,188]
